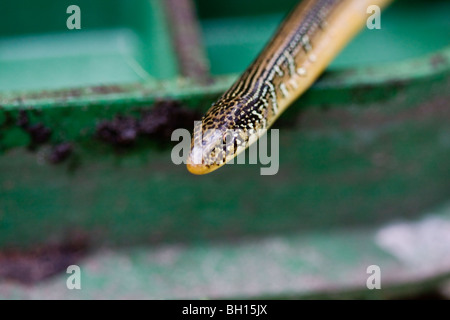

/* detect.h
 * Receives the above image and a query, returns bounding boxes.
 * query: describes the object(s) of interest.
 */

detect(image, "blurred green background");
[0,0,449,299]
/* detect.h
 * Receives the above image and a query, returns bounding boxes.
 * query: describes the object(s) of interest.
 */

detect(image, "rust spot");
[17,110,30,128]
[164,0,211,83]
[17,110,52,148]
[139,100,200,140]
[96,116,139,146]
[48,142,74,164]
[17,88,84,102]
[96,100,200,147]
[27,124,52,145]
[0,238,88,285]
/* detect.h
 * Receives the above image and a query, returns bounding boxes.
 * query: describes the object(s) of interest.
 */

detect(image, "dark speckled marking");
[192,0,341,168]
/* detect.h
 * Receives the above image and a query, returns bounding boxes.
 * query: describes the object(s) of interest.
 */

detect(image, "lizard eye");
[223,132,233,144]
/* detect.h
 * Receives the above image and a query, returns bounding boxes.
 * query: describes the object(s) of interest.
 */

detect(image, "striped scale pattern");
[187,0,392,174]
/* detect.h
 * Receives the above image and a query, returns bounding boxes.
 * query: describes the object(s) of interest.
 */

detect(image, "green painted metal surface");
[1,203,450,299]
[0,0,449,299]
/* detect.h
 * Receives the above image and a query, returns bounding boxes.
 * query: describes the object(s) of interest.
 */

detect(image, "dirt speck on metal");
[90,85,125,95]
